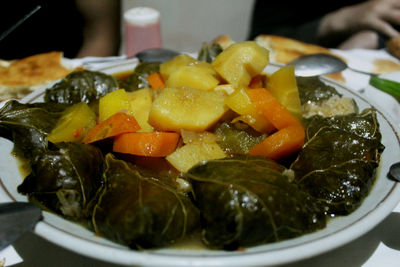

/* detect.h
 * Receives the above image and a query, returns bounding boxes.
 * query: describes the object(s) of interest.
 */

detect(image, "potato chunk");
[149,87,227,132]
[126,88,154,132]
[165,64,219,90]
[99,89,128,122]
[212,41,269,87]
[166,141,226,172]
[160,54,197,81]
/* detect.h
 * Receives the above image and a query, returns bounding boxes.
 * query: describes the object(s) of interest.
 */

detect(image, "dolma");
[44,70,121,104]
[291,110,384,215]
[186,155,326,250]
[296,76,342,105]
[92,154,199,249]
[0,100,69,162]
[17,142,104,220]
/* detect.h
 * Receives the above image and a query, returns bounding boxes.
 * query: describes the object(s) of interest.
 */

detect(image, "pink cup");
[124,7,162,58]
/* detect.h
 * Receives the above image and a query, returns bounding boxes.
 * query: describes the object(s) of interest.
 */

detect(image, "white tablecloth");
[1,50,400,267]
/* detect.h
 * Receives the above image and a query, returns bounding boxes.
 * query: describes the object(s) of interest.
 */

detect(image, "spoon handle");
[347,66,377,76]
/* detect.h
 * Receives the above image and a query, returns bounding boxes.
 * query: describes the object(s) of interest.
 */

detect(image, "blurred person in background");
[0,0,121,59]
[249,0,400,49]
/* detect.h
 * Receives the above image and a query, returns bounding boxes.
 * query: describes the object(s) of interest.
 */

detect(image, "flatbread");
[0,51,79,100]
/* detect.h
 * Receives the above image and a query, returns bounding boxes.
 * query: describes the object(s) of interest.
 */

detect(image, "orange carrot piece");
[248,125,305,160]
[83,112,141,144]
[147,72,165,90]
[113,132,180,157]
[248,75,265,89]
[247,88,302,130]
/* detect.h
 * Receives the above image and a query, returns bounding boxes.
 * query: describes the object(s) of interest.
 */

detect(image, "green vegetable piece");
[214,122,266,154]
[197,42,223,63]
[369,76,400,101]
[186,155,326,250]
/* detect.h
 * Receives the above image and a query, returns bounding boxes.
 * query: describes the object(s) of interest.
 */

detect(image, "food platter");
[1,60,400,266]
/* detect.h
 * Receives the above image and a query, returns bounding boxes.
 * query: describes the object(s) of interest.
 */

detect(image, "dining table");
[1,47,400,267]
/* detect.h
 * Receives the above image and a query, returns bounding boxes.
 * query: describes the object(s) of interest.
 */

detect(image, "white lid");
[124,7,160,26]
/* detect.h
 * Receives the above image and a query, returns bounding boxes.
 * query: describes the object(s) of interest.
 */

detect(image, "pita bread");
[0,51,79,101]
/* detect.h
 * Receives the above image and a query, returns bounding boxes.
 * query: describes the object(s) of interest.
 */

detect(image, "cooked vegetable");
[98,89,129,122]
[249,125,305,160]
[159,54,197,81]
[214,122,266,154]
[92,154,199,249]
[165,64,220,91]
[0,100,69,162]
[266,65,302,119]
[47,102,96,143]
[247,88,305,160]
[197,42,223,63]
[126,88,154,132]
[291,110,384,215]
[225,87,274,132]
[148,87,228,132]
[44,70,121,104]
[247,88,302,129]
[369,75,400,100]
[212,41,269,87]
[146,72,165,90]
[83,112,140,144]
[248,75,265,89]
[18,142,104,220]
[113,131,180,157]
[126,62,161,91]
[166,140,226,172]
[296,76,342,105]
[185,155,326,250]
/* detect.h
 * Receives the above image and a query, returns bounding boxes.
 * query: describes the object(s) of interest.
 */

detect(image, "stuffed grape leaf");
[17,142,104,221]
[44,70,122,104]
[296,76,342,105]
[92,154,199,249]
[185,155,326,250]
[291,110,384,215]
[0,100,69,162]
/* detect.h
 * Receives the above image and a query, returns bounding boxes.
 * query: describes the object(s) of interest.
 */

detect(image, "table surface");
[2,50,400,267]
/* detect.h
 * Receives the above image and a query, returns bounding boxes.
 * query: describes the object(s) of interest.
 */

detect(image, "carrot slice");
[248,125,305,160]
[83,112,141,144]
[246,88,305,160]
[247,88,302,130]
[147,72,165,90]
[113,132,180,157]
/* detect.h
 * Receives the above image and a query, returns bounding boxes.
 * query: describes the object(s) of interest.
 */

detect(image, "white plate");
[1,62,400,267]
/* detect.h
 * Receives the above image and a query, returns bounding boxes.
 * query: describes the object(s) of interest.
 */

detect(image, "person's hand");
[338,30,379,49]
[318,0,400,47]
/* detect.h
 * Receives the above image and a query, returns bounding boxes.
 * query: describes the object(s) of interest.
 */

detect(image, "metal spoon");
[135,48,180,62]
[82,48,180,66]
[288,53,376,77]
